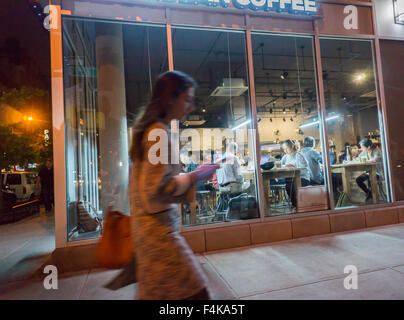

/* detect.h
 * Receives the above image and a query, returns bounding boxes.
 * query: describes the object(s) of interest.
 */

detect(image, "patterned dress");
[130,120,208,300]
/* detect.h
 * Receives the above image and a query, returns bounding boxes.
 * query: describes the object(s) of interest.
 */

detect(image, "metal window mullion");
[313,21,335,211]
[246,30,266,221]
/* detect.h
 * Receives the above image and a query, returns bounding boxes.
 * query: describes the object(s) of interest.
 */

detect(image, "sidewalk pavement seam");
[202,253,239,299]
[387,266,404,276]
[0,239,31,262]
[77,269,91,300]
[236,266,388,299]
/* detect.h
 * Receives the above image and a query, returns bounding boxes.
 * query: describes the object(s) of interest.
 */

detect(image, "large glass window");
[61,18,392,241]
[172,27,260,226]
[252,33,328,216]
[320,38,390,208]
[62,18,167,241]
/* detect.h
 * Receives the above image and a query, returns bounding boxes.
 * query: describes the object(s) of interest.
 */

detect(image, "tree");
[0,86,46,111]
[0,125,38,171]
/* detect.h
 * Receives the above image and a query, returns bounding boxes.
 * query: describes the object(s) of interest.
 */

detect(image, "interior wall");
[380,40,404,200]
[257,116,321,147]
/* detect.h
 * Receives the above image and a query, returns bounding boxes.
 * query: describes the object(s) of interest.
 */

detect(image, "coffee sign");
[156,0,318,15]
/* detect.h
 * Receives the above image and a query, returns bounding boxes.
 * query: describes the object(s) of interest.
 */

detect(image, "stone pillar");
[95,23,129,216]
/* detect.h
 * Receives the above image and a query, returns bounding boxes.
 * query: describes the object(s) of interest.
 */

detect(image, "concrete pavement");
[1,212,404,299]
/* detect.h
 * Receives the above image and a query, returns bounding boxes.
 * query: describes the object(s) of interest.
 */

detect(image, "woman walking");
[129,71,218,300]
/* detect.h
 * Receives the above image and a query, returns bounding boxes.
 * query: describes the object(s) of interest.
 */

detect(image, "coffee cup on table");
[360,156,367,164]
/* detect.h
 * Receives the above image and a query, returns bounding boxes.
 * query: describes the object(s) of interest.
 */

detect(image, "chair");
[195,190,216,224]
[215,183,243,222]
[270,184,289,205]
[377,178,387,202]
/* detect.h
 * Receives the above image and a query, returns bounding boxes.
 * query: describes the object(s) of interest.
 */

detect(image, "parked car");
[1,172,39,203]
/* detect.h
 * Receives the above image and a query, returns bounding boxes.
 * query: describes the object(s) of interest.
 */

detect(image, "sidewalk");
[1,222,404,299]
[0,207,54,285]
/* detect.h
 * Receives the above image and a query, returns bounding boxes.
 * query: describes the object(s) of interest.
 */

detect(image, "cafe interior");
[123,25,388,226]
[64,18,390,230]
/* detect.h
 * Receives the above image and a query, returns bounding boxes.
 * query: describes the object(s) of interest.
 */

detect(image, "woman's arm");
[138,124,197,213]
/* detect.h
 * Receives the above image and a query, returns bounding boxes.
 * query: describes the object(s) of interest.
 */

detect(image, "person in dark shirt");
[36,159,54,213]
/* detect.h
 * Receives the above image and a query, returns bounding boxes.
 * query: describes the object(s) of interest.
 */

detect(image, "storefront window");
[63,18,168,241]
[252,33,328,216]
[172,27,260,226]
[320,38,390,208]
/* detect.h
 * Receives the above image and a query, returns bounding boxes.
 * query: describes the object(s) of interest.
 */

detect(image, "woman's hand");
[190,164,220,182]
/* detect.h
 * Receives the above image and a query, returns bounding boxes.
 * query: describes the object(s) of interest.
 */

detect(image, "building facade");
[49,0,404,253]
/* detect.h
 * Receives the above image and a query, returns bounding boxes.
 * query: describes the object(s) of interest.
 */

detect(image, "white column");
[96,23,129,216]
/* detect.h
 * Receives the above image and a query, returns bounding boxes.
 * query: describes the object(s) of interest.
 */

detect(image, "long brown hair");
[130,71,196,162]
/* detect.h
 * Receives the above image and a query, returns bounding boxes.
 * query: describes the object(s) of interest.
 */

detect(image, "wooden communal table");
[261,167,304,211]
[331,162,378,204]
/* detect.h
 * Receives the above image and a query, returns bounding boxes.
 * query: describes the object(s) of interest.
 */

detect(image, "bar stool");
[196,191,215,223]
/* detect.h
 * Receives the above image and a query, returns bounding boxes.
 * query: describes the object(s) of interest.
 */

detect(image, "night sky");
[0,0,51,122]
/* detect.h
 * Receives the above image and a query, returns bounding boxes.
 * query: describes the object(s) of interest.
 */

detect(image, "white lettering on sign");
[343,5,358,30]
[157,0,318,14]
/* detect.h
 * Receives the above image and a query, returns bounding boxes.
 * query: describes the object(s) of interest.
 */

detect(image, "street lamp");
[394,0,404,25]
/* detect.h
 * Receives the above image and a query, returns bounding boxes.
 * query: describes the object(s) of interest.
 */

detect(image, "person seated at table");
[350,144,360,160]
[301,136,324,185]
[180,149,197,172]
[355,138,383,202]
[180,149,205,191]
[329,145,337,165]
[295,140,302,152]
[281,140,310,208]
[216,142,244,194]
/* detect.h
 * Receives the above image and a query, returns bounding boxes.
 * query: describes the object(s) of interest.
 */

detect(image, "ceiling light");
[202,108,206,113]
[299,114,340,128]
[354,73,366,82]
[280,71,288,80]
[232,119,251,131]
[283,108,286,114]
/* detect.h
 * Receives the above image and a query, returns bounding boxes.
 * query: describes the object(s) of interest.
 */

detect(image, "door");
[380,40,404,201]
